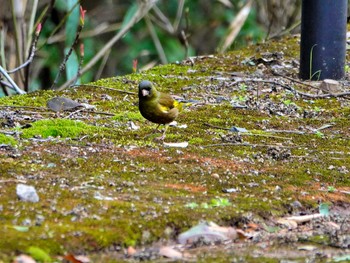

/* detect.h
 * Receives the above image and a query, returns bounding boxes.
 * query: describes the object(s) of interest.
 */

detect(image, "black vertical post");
[299,0,347,80]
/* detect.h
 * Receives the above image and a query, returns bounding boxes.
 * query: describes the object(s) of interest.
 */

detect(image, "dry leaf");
[276,218,298,229]
[178,221,238,245]
[163,142,189,148]
[64,254,90,263]
[13,254,36,263]
[159,246,183,260]
[127,246,137,257]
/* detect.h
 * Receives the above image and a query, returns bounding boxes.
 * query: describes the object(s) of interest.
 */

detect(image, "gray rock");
[16,184,39,202]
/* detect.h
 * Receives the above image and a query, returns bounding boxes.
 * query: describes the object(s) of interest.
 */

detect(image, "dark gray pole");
[299,0,347,80]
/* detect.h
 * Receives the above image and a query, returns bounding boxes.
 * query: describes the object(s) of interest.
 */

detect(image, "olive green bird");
[138,80,182,139]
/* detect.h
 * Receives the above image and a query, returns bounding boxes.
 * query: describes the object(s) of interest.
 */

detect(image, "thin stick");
[145,15,167,64]
[0,179,27,184]
[57,0,157,91]
[272,71,318,90]
[203,142,297,148]
[25,0,55,91]
[26,0,39,56]
[51,24,84,89]
[0,66,26,94]
[7,25,41,74]
[173,0,185,31]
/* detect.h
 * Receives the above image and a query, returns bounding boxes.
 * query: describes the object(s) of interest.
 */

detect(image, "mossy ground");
[0,36,349,262]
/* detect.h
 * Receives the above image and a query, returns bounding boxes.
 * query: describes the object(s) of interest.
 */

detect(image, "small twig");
[295,91,350,99]
[72,43,85,86]
[180,30,189,59]
[203,123,231,130]
[266,129,305,135]
[0,66,26,94]
[65,108,115,117]
[94,48,110,81]
[7,24,41,74]
[173,0,185,31]
[151,5,174,33]
[51,23,84,89]
[203,142,296,148]
[58,0,157,91]
[25,0,55,91]
[47,22,122,44]
[315,123,335,131]
[285,214,322,223]
[26,0,39,56]
[272,71,319,90]
[145,14,167,64]
[64,108,85,119]
[0,179,27,184]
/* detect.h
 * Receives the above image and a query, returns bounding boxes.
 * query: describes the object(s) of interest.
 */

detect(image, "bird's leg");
[145,124,162,138]
[158,124,169,140]
[153,124,161,133]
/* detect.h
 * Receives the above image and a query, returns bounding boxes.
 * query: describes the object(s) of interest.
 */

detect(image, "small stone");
[127,246,136,257]
[211,173,220,179]
[16,184,39,202]
[47,97,81,112]
[319,79,340,94]
[275,185,282,192]
[291,200,303,209]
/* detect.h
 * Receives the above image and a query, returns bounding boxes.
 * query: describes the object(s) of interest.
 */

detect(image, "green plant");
[309,44,321,80]
[314,130,324,138]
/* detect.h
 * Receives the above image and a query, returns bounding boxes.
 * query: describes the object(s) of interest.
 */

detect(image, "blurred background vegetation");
[0,0,303,96]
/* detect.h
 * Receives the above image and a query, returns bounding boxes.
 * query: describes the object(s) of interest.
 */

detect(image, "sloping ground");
[0,36,349,262]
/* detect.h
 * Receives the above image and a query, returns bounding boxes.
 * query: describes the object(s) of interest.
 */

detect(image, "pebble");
[16,184,39,202]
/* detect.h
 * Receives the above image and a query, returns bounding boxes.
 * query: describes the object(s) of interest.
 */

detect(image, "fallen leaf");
[319,203,330,216]
[13,254,36,263]
[333,254,350,262]
[276,218,298,229]
[127,246,136,257]
[12,225,30,232]
[163,142,189,148]
[64,254,90,263]
[178,221,237,245]
[298,245,317,251]
[26,247,51,263]
[285,213,323,223]
[159,246,183,260]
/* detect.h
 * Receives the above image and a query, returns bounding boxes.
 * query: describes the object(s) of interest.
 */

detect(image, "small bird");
[138,80,182,140]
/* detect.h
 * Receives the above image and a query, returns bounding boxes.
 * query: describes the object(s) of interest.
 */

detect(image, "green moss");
[189,137,204,144]
[0,34,348,262]
[0,133,17,145]
[113,111,143,121]
[20,119,97,139]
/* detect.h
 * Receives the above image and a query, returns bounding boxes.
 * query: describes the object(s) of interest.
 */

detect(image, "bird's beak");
[142,89,149,97]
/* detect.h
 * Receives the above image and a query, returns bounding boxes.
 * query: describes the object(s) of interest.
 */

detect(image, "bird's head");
[138,80,157,99]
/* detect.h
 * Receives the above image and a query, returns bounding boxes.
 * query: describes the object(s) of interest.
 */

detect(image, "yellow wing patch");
[159,104,171,113]
[173,100,183,112]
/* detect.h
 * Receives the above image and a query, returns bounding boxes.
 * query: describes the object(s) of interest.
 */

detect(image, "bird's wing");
[158,94,175,113]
